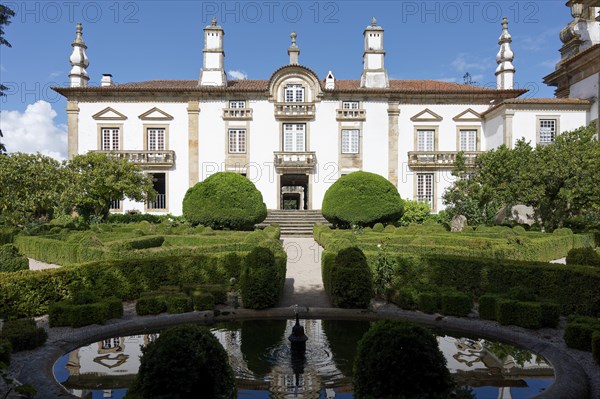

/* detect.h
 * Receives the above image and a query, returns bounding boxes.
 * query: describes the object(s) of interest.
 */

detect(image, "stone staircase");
[258,210,331,237]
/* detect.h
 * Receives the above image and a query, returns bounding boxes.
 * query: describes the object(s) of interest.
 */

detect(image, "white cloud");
[0,64,6,72]
[228,70,248,80]
[451,53,492,72]
[0,100,68,160]
[48,71,62,78]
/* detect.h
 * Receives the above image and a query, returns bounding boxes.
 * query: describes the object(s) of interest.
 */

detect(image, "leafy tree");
[530,122,600,230]
[0,4,15,99]
[442,152,496,225]
[443,122,598,230]
[68,152,155,221]
[398,200,431,225]
[0,153,73,225]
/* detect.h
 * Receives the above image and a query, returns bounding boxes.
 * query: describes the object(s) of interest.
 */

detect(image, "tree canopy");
[0,152,155,225]
[68,152,155,221]
[443,122,599,230]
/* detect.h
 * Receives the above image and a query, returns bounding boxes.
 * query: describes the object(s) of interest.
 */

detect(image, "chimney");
[101,74,113,87]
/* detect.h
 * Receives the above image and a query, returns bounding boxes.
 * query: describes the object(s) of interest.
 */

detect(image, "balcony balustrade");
[336,108,366,121]
[273,151,317,173]
[222,108,253,120]
[274,103,316,120]
[93,150,175,168]
[407,151,481,169]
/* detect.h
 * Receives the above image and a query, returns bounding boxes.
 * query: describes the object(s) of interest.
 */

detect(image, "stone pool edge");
[11,305,590,399]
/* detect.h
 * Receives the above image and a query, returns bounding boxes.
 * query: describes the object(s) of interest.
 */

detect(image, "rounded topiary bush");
[240,247,284,309]
[322,171,404,228]
[182,172,267,230]
[329,247,373,308]
[126,324,236,399]
[353,320,453,399]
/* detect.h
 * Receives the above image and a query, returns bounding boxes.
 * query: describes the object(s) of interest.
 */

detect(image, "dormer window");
[285,84,304,102]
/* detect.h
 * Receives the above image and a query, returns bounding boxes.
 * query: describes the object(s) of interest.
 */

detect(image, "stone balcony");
[273,151,317,173]
[407,151,481,169]
[222,108,253,120]
[336,109,366,121]
[93,150,175,168]
[274,103,316,120]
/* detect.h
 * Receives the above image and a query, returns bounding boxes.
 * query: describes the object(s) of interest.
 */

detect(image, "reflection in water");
[54,320,554,399]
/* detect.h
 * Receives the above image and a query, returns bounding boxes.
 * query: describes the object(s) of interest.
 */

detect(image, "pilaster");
[187,100,200,186]
[503,110,515,148]
[387,101,400,187]
[66,100,79,159]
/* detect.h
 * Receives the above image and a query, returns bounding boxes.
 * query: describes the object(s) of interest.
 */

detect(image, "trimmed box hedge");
[165,294,193,314]
[564,316,600,351]
[0,244,29,272]
[0,318,47,352]
[441,291,472,317]
[417,292,441,314]
[49,297,123,328]
[0,251,261,318]
[192,291,215,311]
[108,235,165,251]
[136,296,167,316]
[382,253,600,317]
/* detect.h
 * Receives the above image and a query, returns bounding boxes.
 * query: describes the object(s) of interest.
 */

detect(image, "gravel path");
[278,238,331,308]
[28,258,61,270]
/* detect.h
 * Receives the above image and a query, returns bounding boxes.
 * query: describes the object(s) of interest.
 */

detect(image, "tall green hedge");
[564,316,600,351]
[240,247,286,309]
[322,171,404,228]
[315,225,594,262]
[566,247,600,267]
[354,251,600,317]
[0,252,253,318]
[182,172,267,230]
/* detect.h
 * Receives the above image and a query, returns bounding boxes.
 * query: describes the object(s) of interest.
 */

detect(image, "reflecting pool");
[53,319,554,399]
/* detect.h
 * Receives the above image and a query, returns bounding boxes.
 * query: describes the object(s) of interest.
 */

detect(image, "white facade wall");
[483,114,505,149]
[76,96,592,216]
[570,73,599,124]
[511,110,590,145]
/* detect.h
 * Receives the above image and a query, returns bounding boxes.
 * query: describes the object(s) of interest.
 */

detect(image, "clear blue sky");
[0,1,572,127]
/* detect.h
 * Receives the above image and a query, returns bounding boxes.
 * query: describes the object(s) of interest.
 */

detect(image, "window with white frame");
[342,101,359,109]
[341,129,360,154]
[417,173,434,206]
[459,129,477,151]
[101,128,119,151]
[228,129,246,153]
[147,128,166,151]
[417,130,435,152]
[285,84,305,102]
[539,119,557,144]
[283,124,305,152]
[229,100,246,109]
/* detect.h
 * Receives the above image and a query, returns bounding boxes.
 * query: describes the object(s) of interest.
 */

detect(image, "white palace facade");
[54,1,599,215]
